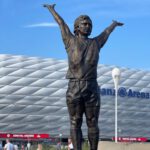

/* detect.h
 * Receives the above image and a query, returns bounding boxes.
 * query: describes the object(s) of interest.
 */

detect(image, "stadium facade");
[0,54,150,140]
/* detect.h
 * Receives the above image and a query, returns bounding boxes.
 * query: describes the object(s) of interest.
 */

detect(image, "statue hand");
[113,20,124,26]
[43,4,56,10]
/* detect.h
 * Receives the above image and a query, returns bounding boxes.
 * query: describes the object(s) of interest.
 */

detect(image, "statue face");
[78,19,92,36]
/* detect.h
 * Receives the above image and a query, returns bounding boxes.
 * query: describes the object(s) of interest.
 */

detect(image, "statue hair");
[74,15,92,36]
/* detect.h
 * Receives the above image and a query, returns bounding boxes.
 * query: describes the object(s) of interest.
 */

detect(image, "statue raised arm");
[43,4,73,48]
[95,20,124,48]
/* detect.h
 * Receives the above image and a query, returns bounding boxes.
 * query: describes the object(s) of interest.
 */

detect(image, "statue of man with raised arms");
[43,4,123,150]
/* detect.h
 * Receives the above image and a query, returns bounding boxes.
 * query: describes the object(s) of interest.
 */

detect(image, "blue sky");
[0,0,150,70]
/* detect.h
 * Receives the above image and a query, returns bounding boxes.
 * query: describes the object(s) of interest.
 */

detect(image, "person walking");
[0,143,2,150]
[4,139,14,150]
[68,138,74,150]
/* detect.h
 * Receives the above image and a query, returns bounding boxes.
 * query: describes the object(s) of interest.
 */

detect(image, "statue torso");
[66,37,100,79]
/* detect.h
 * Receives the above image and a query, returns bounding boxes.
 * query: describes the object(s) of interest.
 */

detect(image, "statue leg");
[66,80,85,150]
[67,101,84,150]
[85,92,100,150]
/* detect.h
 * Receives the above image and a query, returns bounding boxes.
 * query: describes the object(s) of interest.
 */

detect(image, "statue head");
[74,15,92,36]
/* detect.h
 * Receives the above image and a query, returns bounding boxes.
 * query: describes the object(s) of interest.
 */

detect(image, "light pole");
[112,67,121,143]
[59,133,62,143]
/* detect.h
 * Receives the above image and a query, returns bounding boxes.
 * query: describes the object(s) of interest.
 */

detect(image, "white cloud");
[24,22,59,28]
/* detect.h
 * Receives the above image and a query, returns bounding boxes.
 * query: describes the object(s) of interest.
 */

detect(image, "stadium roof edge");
[0,53,149,73]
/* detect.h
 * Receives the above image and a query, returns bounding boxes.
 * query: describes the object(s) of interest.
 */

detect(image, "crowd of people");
[0,139,17,150]
[0,138,74,150]
[0,139,31,150]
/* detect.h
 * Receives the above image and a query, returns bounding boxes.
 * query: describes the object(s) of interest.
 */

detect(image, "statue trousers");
[66,79,100,150]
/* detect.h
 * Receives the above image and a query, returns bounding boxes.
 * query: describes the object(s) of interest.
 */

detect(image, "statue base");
[98,141,150,150]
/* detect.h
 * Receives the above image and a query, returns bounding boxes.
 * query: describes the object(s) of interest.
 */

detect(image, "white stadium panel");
[0,54,150,139]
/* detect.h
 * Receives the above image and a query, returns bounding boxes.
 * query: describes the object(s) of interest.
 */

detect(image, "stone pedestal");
[98,141,150,150]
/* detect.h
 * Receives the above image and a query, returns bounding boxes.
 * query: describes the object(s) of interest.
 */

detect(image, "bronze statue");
[43,4,123,150]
